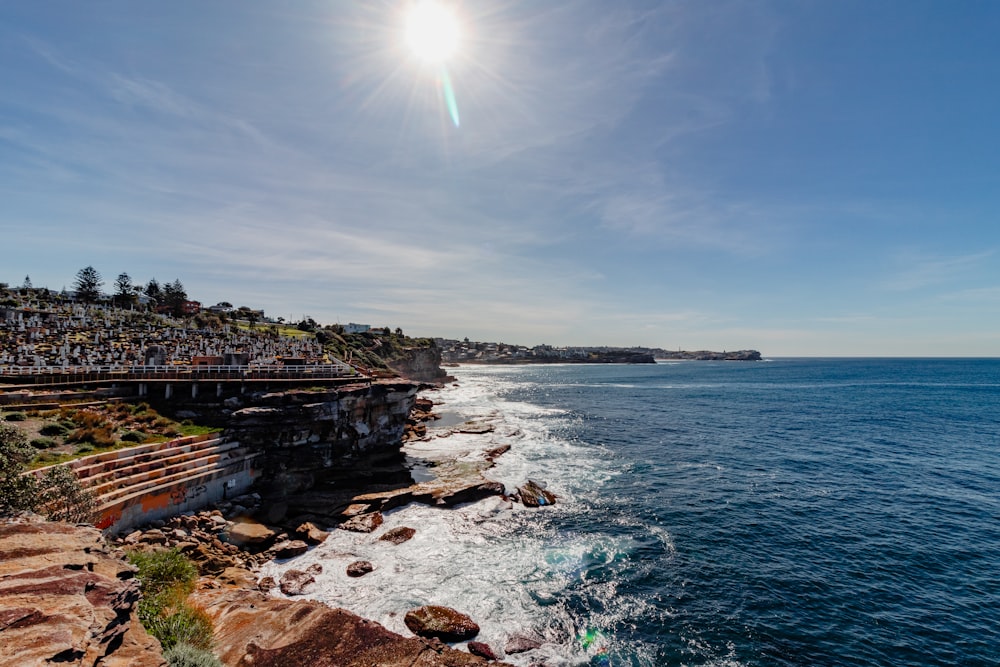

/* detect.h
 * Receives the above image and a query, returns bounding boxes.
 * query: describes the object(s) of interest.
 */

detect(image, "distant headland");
[437,339,762,364]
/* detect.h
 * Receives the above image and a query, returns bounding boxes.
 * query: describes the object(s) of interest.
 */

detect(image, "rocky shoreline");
[106,391,555,665]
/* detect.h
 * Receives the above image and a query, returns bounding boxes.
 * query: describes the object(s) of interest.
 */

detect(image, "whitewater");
[261,359,1000,666]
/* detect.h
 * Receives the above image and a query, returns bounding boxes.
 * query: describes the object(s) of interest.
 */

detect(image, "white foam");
[259,367,650,665]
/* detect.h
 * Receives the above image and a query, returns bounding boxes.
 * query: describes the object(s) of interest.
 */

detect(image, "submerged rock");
[347,560,374,577]
[380,526,416,544]
[279,569,315,596]
[340,511,384,533]
[404,605,480,642]
[504,634,543,654]
[517,480,557,507]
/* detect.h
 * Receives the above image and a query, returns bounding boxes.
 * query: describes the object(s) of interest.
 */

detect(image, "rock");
[346,560,374,577]
[403,605,480,642]
[379,526,416,545]
[468,641,500,660]
[339,511,384,533]
[0,519,167,666]
[258,576,277,592]
[517,480,557,507]
[226,519,276,549]
[139,528,166,544]
[279,569,315,596]
[218,567,256,588]
[505,635,543,654]
[191,588,514,667]
[306,563,323,575]
[484,444,511,461]
[295,521,330,545]
[437,481,506,506]
[271,540,309,559]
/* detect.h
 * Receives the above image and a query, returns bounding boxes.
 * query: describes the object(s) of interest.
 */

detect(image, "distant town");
[435,339,761,363]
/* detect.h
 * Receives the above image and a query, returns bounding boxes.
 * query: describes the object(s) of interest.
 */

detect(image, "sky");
[2,1,999,356]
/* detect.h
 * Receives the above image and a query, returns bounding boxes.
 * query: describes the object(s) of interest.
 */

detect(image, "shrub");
[3,412,27,422]
[128,550,211,651]
[40,423,69,437]
[75,444,95,454]
[0,423,37,515]
[149,605,215,651]
[30,437,58,449]
[163,643,223,667]
[121,430,146,443]
[37,465,97,523]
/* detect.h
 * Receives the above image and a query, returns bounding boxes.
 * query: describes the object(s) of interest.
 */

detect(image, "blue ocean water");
[264,358,1000,666]
[478,358,1000,666]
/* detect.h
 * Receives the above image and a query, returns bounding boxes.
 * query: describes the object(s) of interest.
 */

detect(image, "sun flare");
[405,1,460,65]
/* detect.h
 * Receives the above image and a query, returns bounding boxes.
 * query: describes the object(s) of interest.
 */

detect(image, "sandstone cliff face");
[387,346,453,384]
[191,587,512,667]
[224,381,418,496]
[0,518,165,667]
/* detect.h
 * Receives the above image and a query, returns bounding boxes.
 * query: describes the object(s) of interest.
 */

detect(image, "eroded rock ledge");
[190,588,513,667]
[0,517,165,667]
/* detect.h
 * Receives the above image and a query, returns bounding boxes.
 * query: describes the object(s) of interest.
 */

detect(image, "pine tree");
[73,266,103,302]
[114,272,134,307]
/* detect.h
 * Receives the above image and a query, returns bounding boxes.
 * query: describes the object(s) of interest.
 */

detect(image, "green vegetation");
[2,412,27,422]
[163,643,224,667]
[0,422,96,522]
[319,327,437,372]
[30,436,58,449]
[127,549,217,657]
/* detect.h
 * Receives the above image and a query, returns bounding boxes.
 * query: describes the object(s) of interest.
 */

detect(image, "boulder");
[379,526,416,545]
[517,480,556,507]
[271,540,309,559]
[504,634,543,654]
[346,560,374,577]
[339,511,384,533]
[295,521,330,545]
[226,519,276,548]
[404,605,480,642]
[258,576,277,592]
[468,641,500,660]
[279,569,315,596]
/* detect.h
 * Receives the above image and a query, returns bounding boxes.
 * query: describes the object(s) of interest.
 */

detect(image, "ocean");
[261,358,1000,666]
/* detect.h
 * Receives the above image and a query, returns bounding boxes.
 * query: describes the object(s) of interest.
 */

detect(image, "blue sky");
[3,1,999,356]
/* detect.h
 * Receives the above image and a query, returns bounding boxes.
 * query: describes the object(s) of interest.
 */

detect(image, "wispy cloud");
[882,249,996,292]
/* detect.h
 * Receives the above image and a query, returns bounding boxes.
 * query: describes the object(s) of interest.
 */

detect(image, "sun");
[405,1,460,65]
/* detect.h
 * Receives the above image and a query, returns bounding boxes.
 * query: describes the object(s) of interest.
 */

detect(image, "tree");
[0,423,97,523]
[0,423,37,515]
[74,266,103,302]
[21,275,32,290]
[114,272,134,307]
[163,279,188,317]
[145,278,163,304]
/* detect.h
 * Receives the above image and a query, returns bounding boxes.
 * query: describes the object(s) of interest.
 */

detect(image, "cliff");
[0,517,165,667]
[224,380,419,499]
[386,346,454,383]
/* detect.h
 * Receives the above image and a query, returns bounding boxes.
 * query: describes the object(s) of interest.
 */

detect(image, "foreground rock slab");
[0,518,166,667]
[192,588,512,667]
[404,605,481,642]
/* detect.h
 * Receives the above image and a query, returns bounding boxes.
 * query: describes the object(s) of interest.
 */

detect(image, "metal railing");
[0,362,362,384]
